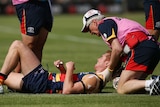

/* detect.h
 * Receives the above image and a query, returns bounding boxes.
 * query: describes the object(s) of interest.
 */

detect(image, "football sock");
[0,73,8,85]
[145,80,154,91]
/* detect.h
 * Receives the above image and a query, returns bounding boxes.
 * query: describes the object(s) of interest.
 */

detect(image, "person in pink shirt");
[11,0,53,73]
[81,9,160,95]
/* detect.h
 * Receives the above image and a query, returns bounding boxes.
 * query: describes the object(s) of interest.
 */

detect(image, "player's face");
[94,52,111,72]
[89,20,100,36]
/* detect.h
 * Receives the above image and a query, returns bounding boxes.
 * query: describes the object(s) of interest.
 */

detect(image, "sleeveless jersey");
[46,72,94,93]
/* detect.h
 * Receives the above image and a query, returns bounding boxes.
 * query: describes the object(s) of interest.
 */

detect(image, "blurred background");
[0,0,144,15]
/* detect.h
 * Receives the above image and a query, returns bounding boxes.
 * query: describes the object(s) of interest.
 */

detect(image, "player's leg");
[0,40,40,78]
[33,0,53,60]
[21,27,48,62]
[20,1,52,61]
[14,1,52,73]
[0,40,40,93]
[14,28,48,73]
[15,40,41,76]
[117,70,147,94]
[4,72,24,91]
[117,40,159,94]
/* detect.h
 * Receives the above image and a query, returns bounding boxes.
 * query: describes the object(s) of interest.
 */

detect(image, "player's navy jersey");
[51,72,94,82]
[76,72,95,80]
[46,72,95,93]
[21,65,96,94]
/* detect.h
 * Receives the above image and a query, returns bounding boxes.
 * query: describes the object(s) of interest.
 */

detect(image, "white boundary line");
[0,25,104,45]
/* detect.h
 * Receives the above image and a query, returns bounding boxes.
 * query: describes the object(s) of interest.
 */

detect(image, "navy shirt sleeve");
[98,19,118,41]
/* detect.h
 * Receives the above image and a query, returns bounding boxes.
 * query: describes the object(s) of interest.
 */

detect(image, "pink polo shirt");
[12,0,29,5]
[100,17,149,48]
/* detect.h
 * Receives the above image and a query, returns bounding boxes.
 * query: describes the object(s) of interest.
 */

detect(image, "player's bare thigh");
[21,27,48,49]
[4,72,24,91]
[38,27,49,46]
[14,40,40,75]
[118,70,148,88]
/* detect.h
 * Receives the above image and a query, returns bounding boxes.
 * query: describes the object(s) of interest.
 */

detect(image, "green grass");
[1,94,160,107]
[0,12,160,107]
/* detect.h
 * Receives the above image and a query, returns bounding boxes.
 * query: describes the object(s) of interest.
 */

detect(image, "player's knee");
[117,86,126,94]
[11,40,24,49]
[117,88,123,94]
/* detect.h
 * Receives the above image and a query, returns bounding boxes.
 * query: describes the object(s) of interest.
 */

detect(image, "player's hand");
[65,61,75,72]
[54,60,66,73]
[54,60,63,67]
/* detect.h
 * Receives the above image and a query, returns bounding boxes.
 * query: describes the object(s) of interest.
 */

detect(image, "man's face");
[94,52,111,72]
[88,20,101,37]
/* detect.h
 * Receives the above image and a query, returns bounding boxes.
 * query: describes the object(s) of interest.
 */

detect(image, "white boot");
[0,85,4,94]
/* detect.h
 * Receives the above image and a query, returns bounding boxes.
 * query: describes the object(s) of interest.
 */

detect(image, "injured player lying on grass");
[0,40,122,94]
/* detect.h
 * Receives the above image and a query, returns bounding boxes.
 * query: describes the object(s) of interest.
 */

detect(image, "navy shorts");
[144,0,160,30]
[125,40,160,74]
[22,64,49,93]
[15,0,53,36]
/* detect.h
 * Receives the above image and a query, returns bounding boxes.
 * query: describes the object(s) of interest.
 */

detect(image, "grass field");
[0,12,160,107]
